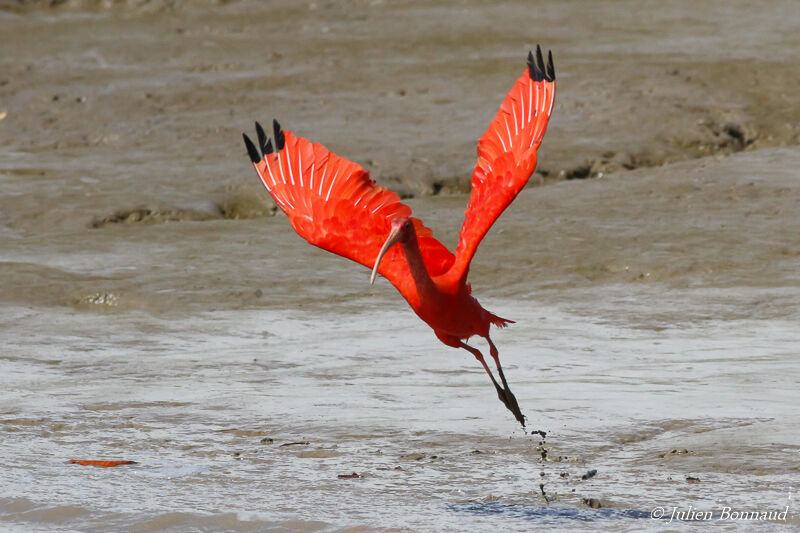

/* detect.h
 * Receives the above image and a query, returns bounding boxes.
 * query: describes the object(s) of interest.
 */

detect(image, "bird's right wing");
[243,121,454,288]
[450,46,556,283]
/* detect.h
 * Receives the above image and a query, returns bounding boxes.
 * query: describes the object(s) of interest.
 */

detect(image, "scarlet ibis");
[243,47,555,427]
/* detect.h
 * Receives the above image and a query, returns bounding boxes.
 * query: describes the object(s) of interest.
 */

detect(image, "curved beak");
[370,226,403,285]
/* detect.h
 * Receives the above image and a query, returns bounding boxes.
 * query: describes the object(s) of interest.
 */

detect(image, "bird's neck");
[400,230,437,296]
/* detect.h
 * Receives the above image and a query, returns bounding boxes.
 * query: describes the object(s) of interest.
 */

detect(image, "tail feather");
[488,312,514,329]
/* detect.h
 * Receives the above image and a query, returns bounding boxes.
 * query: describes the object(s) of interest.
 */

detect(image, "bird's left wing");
[243,121,454,288]
[450,46,556,282]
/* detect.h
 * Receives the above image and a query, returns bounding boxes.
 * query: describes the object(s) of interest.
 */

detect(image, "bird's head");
[370,217,414,285]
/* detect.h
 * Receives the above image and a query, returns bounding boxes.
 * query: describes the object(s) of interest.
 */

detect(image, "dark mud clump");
[90,203,223,228]
[70,291,120,309]
[554,118,759,182]
[582,498,602,509]
[217,192,277,220]
[90,193,277,228]
[278,441,310,447]
[539,482,554,503]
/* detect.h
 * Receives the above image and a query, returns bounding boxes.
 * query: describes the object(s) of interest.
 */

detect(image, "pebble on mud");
[582,498,602,509]
[539,483,554,503]
[581,469,598,480]
[400,453,425,461]
[71,291,120,308]
[659,448,691,458]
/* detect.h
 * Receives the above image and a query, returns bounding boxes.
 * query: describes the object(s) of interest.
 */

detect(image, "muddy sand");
[1,1,799,531]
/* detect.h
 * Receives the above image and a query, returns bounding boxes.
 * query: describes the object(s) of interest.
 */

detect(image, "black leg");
[487,337,526,427]
[460,341,526,427]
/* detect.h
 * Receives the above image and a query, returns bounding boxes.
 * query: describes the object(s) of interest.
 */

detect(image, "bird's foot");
[493,381,526,427]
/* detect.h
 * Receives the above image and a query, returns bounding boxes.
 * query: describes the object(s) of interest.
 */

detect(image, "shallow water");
[2,295,798,531]
[2,1,800,531]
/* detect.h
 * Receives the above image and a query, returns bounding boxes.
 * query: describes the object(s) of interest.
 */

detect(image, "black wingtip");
[527,45,555,83]
[546,50,555,81]
[255,121,268,157]
[243,133,261,163]
[535,45,545,76]
[273,118,285,151]
[527,48,542,81]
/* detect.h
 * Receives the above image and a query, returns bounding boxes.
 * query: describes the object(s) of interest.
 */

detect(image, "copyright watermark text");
[651,505,790,524]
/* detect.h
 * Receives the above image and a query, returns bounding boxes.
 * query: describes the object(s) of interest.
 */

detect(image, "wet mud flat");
[2,300,799,532]
[2,1,800,531]
[2,148,799,532]
[2,0,800,220]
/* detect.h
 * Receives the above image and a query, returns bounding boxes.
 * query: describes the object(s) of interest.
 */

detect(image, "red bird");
[243,47,555,427]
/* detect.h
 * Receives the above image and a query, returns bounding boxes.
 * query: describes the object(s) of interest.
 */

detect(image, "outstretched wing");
[450,46,556,282]
[243,121,454,290]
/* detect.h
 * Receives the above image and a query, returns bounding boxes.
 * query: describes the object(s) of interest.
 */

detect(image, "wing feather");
[244,123,454,289]
[450,46,556,282]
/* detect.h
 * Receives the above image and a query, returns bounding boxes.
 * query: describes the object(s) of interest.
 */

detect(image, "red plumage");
[243,48,556,427]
